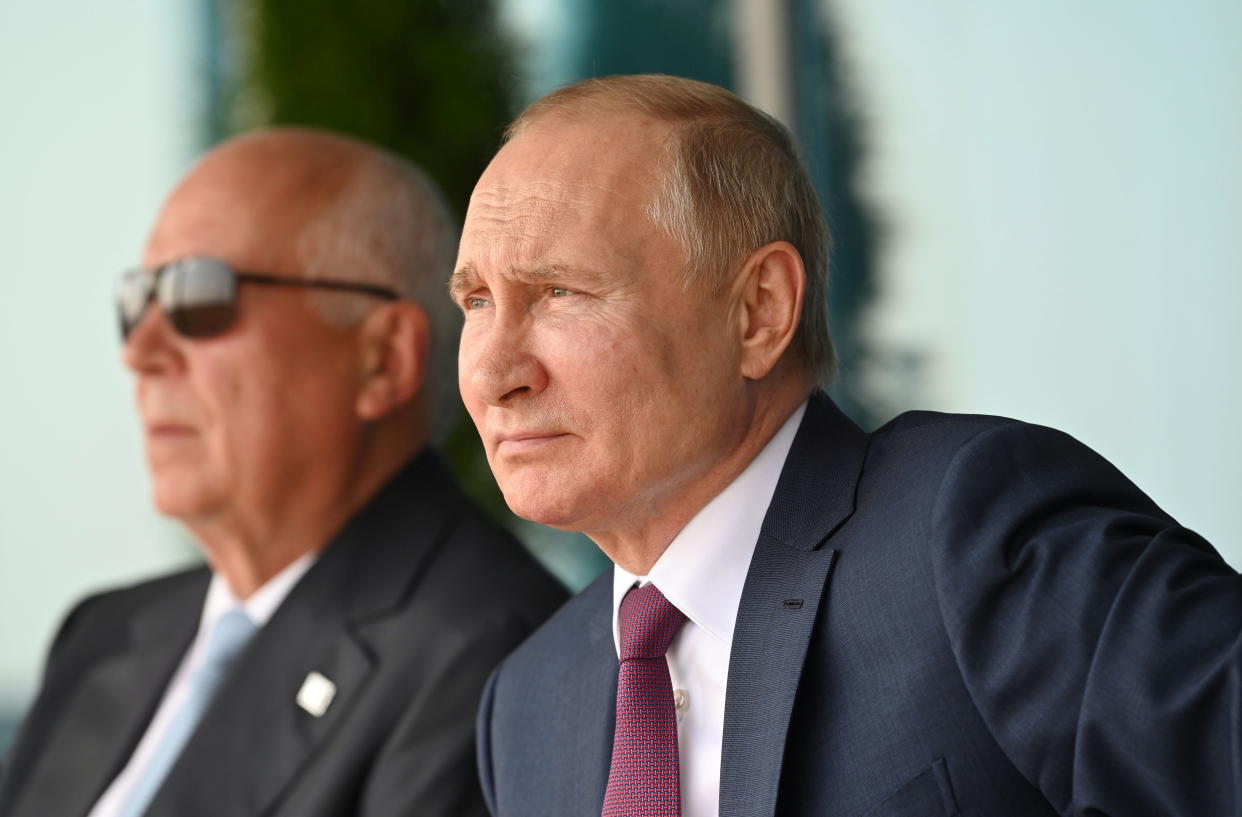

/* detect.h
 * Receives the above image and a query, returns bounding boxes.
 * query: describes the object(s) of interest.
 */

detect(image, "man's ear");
[354,302,430,421]
[735,240,805,381]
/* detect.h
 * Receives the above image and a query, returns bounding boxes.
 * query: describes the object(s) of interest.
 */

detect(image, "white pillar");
[731,0,796,128]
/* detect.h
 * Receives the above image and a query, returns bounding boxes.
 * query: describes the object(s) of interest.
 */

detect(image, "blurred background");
[1,0,1238,754]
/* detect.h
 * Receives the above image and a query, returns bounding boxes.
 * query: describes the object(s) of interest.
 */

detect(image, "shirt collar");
[612,400,808,656]
[200,549,319,632]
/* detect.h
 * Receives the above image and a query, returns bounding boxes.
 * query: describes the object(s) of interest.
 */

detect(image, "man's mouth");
[494,431,570,455]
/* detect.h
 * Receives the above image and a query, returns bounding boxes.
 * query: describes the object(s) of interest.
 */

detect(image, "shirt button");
[673,688,689,720]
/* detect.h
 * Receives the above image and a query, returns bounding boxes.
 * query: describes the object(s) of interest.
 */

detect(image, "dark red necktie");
[602,583,688,817]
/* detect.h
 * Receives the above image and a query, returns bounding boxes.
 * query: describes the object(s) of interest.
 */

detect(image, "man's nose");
[121,303,183,375]
[462,316,548,407]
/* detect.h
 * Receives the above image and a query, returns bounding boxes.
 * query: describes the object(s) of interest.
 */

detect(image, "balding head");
[146,127,461,440]
[147,129,368,274]
[129,128,460,594]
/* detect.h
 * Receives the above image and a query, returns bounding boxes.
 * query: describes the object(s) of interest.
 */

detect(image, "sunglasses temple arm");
[235,273,399,300]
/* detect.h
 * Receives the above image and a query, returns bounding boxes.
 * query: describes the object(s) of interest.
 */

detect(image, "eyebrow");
[448,262,613,298]
[447,264,478,298]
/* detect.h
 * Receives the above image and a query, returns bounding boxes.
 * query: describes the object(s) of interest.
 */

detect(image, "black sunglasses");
[116,255,400,340]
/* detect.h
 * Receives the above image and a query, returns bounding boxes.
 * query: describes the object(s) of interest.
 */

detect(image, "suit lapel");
[576,579,619,815]
[146,452,464,817]
[8,575,205,817]
[720,394,869,817]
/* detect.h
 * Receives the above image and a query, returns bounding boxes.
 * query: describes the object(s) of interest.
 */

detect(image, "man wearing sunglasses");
[0,128,565,817]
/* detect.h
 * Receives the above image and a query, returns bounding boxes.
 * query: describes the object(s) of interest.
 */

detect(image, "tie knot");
[618,584,686,661]
[199,609,257,683]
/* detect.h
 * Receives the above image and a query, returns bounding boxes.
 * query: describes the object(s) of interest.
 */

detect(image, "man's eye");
[549,286,573,297]
[465,296,491,310]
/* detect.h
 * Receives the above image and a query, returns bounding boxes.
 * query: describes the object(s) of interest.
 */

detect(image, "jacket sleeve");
[931,421,1241,816]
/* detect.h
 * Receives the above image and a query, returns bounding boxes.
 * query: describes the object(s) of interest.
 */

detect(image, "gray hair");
[507,74,834,387]
[295,152,462,440]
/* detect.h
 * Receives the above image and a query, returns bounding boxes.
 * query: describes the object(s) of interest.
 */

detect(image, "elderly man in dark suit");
[453,74,1242,817]
[0,128,565,817]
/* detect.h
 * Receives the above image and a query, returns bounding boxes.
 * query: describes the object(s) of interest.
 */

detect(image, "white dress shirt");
[612,401,806,817]
[88,551,318,817]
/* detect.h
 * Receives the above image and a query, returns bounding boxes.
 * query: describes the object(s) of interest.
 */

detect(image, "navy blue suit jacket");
[477,393,1241,816]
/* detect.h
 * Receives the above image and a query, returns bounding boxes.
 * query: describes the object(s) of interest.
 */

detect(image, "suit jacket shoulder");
[44,567,210,670]
[769,398,1240,817]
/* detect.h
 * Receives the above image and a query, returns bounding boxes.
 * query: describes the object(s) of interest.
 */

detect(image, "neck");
[187,429,422,598]
[588,384,808,575]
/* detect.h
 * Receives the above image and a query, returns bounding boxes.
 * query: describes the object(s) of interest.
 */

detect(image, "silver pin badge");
[296,671,337,717]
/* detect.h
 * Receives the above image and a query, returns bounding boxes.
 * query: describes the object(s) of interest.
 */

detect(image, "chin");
[500,482,595,532]
[150,478,220,522]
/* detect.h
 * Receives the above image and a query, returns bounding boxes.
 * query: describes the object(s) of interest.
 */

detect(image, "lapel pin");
[782,598,804,610]
[297,671,337,717]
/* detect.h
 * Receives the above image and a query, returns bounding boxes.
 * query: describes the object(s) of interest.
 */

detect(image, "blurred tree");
[219,0,516,217]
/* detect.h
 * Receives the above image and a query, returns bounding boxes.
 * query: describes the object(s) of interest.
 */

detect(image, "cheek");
[457,344,484,413]
[188,356,246,433]
[590,338,733,461]
[192,345,305,452]
[456,323,479,377]
[541,316,644,384]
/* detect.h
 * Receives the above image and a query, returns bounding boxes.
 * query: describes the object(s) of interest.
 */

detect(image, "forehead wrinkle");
[462,134,667,282]
[461,195,567,277]
[467,186,648,267]
[479,177,617,206]
[470,177,633,229]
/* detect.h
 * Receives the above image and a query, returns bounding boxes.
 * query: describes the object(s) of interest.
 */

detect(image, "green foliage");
[238,0,517,217]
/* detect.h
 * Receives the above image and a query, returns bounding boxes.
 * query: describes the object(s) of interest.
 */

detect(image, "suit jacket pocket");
[859,758,959,817]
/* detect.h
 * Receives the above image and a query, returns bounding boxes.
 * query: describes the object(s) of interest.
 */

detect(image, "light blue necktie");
[115,608,258,817]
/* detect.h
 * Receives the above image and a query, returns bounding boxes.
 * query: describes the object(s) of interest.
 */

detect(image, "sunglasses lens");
[161,257,238,338]
[117,268,156,340]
